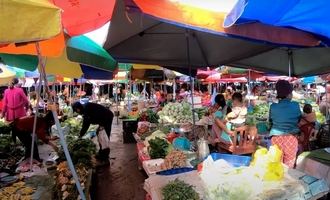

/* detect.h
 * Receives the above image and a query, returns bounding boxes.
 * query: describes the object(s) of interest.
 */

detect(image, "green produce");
[139,109,159,123]
[0,120,11,135]
[148,137,170,159]
[58,138,96,167]
[253,103,269,120]
[158,102,197,124]
[144,130,167,147]
[195,108,208,120]
[162,179,200,200]
[316,112,326,124]
[61,117,82,136]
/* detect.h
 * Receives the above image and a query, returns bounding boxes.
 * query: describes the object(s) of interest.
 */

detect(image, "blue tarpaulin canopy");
[302,76,316,84]
[225,0,330,44]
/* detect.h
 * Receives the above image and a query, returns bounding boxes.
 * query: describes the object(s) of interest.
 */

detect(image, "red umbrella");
[221,71,264,80]
[205,73,247,83]
[196,69,218,79]
[257,76,297,82]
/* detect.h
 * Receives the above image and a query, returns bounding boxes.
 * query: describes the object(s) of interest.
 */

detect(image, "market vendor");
[269,80,301,168]
[72,102,114,162]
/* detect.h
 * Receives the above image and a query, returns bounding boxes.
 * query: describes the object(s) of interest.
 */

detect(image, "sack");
[98,127,110,150]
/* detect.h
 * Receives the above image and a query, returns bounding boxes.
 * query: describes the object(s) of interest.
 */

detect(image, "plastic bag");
[98,127,110,150]
[251,145,284,181]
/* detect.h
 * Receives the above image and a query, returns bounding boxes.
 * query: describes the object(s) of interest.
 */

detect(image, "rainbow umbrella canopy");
[0,35,117,78]
[105,0,322,76]
[0,0,115,44]
[0,64,15,85]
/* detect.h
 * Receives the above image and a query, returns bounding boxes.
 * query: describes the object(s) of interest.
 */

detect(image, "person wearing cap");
[1,78,29,121]
[269,80,301,168]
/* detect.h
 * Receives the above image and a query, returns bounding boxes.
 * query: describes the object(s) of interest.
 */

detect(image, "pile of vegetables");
[138,109,159,123]
[148,137,172,159]
[195,108,208,121]
[158,102,198,124]
[161,150,187,170]
[0,181,35,200]
[61,118,82,137]
[58,138,96,167]
[144,130,167,147]
[316,111,326,124]
[0,119,11,135]
[253,103,269,120]
[162,179,200,200]
[55,161,89,200]
[0,135,24,172]
[137,122,150,136]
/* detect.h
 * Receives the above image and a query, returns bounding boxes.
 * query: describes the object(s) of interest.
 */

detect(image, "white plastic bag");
[98,127,110,150]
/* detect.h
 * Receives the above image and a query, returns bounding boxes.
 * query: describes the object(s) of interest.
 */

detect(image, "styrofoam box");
[142,159,164,176]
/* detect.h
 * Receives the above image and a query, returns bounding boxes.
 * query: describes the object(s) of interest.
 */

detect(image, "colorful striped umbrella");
[132,0,320,47]
[0,0,61,44]
[0,64,16,85]
[0,0,115,44]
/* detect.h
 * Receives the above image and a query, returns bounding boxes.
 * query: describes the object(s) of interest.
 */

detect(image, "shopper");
[269,80,301,168]
[12,111,57,162]
[1,78,29,121]
[72,102,114,163]
[211,94,234,146]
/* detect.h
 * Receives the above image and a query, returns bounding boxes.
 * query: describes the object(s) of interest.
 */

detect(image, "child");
[226,92,247,126]
[298,104,316,152]
[299,104,316,127]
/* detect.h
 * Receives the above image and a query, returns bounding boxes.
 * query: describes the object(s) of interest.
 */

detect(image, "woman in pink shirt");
[1,78,29,122]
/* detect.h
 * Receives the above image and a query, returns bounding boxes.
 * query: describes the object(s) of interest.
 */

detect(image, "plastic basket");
[210,153,251,167]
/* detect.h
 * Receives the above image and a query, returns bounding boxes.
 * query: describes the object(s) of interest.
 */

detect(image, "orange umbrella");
[0,32,65,57]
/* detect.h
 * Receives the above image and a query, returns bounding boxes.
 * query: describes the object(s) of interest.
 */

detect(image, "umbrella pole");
[29,69,42,172]
[185,29,196,129]
[248,69,251,106]
[116,82,119,125]
[288,50,293,77]
[34,43,86,200]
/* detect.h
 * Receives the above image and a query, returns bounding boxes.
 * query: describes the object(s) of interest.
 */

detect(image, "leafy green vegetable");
[58,138,96,167]
[148,137,169,159]
[253,103,269,120]
[162,179,200,200]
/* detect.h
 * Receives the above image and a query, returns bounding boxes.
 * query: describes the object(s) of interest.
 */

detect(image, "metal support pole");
[186,29,196,128]
[33,43,86,200]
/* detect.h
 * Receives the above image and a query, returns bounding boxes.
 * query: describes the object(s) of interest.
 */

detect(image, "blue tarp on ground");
[225,0,330,42]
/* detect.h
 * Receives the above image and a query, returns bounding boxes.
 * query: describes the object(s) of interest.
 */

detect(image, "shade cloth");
[104,0,275,72]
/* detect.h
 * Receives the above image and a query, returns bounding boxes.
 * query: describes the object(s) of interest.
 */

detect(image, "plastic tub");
[210,153,251,167]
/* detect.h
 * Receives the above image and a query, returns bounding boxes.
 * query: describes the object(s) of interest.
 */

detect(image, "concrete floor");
[93,116,146,200]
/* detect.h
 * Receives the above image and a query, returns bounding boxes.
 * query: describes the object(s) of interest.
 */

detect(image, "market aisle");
[93,115,146,200]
